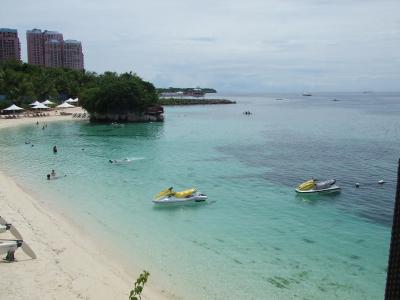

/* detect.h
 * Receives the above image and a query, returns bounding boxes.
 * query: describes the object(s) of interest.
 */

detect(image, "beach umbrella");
[57,102,75,108]
[30,100,41,106]
[42,100,55,105]
[4,104,24,111]
[32,103,50,109]
[3,104,24,115]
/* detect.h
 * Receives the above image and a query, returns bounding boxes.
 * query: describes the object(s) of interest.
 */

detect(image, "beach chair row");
[24,113,50,117]
[72,113,87,118]
[1,114,21,119]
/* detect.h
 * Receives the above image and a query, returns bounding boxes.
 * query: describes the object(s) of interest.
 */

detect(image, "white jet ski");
[153,187,208,205]
[295,179,341,194]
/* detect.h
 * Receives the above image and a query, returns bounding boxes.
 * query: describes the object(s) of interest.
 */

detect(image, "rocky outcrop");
[89,106,164,123]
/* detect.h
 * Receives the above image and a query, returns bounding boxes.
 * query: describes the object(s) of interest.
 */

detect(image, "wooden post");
[385,159,400,299]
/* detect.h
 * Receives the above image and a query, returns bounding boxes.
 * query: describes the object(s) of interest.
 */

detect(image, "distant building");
[26,28,84,70]
[43,30,63,43]
[63,40,84,70]
[44,39,63,68]
[27,29,45,65]
[0,28,21,63]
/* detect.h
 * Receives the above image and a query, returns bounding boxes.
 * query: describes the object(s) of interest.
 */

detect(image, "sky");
[2,0,400,92]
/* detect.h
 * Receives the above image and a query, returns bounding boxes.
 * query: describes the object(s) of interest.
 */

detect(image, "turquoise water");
[0,92,399,299]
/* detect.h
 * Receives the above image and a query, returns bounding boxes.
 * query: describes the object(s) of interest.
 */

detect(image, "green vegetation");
[80,72,158,115]
[0,61,159,115]
[157,87,217,94]
[0,60,95,109]
[129,270,150,300]
[159,98,236,105]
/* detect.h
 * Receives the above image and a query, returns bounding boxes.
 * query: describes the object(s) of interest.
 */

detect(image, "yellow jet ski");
[153,187,208,204]
[295,179,340,194]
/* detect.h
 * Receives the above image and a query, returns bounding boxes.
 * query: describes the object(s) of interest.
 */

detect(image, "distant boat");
[302,93,312,96]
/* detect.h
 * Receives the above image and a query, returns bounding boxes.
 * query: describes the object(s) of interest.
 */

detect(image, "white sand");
[0,107,84,130]
[0,109,169,300]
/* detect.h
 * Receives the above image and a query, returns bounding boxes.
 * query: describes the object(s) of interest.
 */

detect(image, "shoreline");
[0,110,169,300]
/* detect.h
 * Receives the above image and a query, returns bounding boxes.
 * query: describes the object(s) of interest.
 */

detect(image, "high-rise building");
[27,28,45,65]
[26,28,84,70]
[43,30,63,43]
[0,28,21,63]
[63,40,84,70]
[45,39,63,68]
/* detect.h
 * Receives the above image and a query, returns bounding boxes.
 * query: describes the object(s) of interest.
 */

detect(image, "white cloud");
[2,0,400,92]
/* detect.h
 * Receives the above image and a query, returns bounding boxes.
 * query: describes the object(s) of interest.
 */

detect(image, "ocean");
[0,92,399,299]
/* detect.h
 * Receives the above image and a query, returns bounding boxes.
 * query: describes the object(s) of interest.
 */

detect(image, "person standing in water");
[53,145,58,154]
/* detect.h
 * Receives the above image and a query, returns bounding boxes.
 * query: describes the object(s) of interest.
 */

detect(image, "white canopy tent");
[57,102,75,108]
[66,98,78,103]
[30,101,41,106]
[42,100,55,105]
[3,104,24,115]
[4,104,24,111]
[32,103,50,110]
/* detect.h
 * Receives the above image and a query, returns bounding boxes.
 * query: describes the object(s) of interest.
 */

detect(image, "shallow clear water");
[1,92,399,299]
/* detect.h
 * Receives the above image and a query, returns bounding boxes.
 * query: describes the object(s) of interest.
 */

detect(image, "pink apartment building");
[0,28,21,63]
[26,28,84,70]
[63,40,84,70]
[45,39,63,68]
[26,28,45,65]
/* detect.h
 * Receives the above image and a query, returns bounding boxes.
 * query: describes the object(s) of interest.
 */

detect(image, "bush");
[129,270,150,300]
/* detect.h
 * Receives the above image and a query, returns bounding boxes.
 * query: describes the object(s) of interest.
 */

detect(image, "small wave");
[126,157,145,161]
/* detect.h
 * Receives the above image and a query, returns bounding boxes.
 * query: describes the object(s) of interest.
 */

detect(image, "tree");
[80,72,159,115]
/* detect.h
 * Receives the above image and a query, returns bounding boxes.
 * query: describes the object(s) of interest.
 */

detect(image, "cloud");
[1,0,400,92]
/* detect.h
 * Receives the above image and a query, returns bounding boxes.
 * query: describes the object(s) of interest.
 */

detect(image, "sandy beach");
[0,107,84,130]
[0,109,168,300]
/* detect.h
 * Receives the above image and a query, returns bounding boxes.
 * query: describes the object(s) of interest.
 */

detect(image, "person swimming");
[109,158,131,164]
[51,170,56,177]
[53,145,58,153]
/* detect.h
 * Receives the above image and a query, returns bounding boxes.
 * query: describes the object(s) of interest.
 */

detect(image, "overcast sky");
[2,0,400,92]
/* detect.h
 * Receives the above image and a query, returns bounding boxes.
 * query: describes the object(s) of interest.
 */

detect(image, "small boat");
[153,187,208,204]
[302,92,312,96]
[295,179,340,194]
